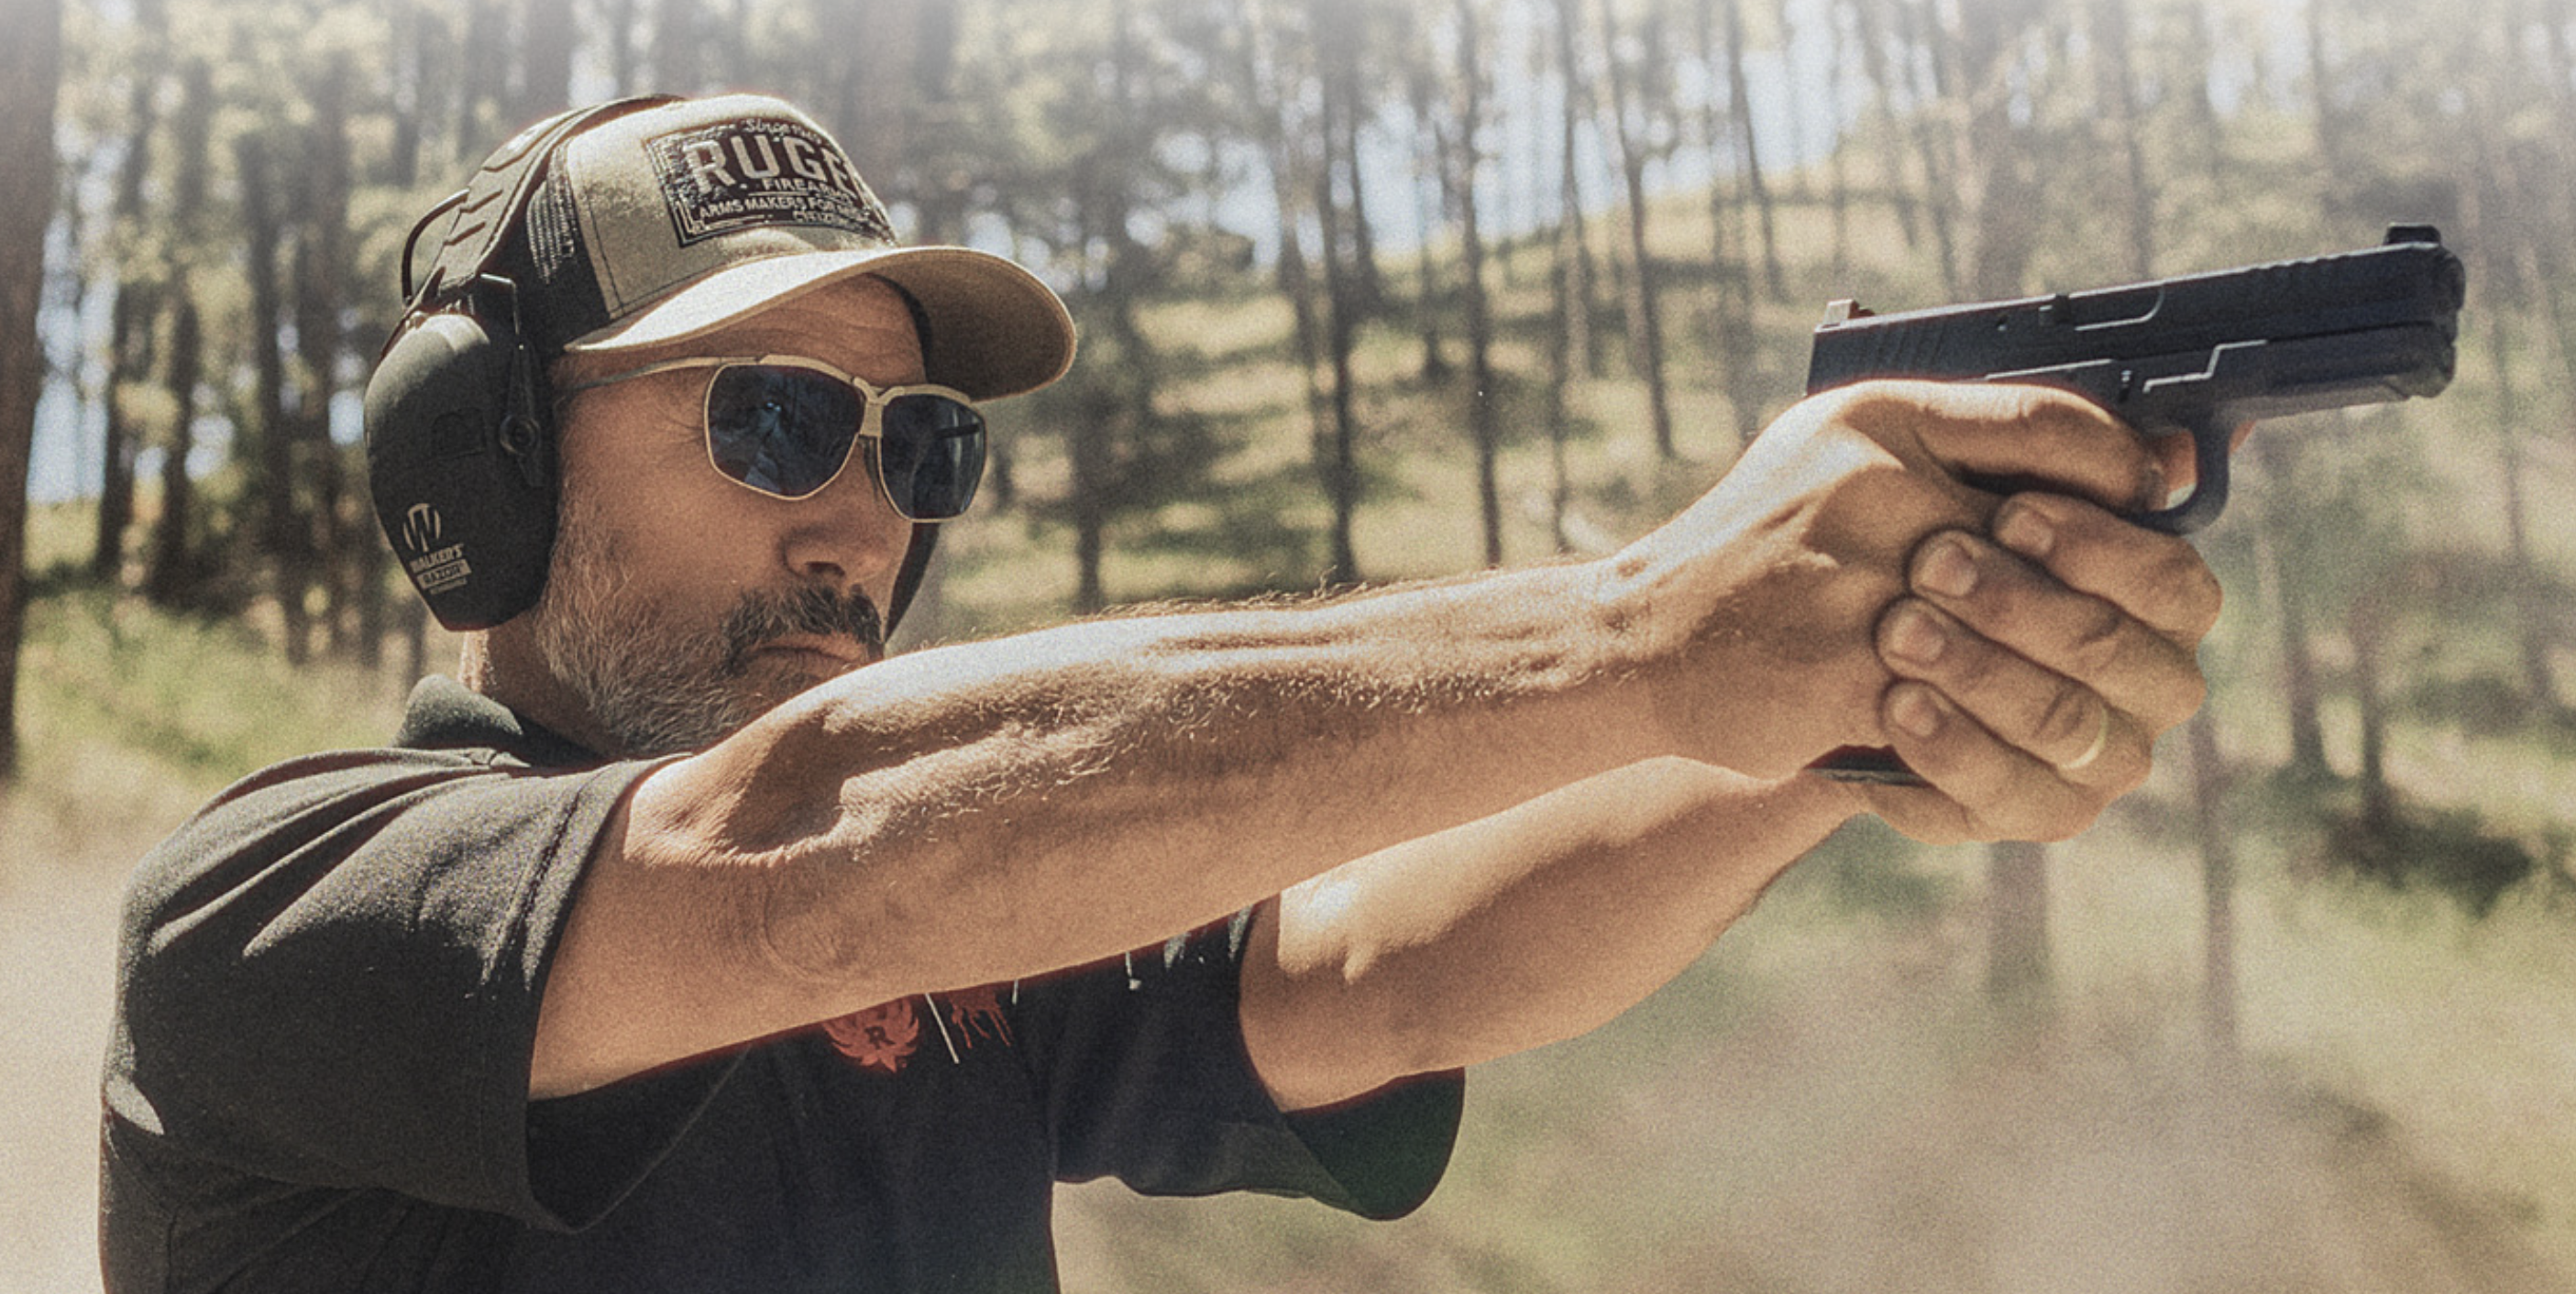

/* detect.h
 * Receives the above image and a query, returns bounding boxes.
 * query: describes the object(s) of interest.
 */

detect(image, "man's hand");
[1857,487,2219,842]
[1601,379,2218,840]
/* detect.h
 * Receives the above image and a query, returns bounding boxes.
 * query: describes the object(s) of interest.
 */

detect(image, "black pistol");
[1804,226,2466,785]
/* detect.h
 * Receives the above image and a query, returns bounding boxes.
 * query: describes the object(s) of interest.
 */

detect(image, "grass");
[18,587,409,790]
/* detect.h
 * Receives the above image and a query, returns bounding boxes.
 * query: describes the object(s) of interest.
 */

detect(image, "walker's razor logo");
[402,502,443,553]
[645,118,896,247]
[399,502,472,596]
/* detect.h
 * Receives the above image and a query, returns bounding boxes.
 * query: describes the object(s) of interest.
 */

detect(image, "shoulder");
[118,739,660,984]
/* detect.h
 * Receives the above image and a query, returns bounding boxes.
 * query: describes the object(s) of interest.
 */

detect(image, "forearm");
[1239,758,1859,1111]
[638,560,1676,1016]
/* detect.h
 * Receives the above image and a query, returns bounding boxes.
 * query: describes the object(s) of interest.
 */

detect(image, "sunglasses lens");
[707,365,863,498]
[875,393,986,521]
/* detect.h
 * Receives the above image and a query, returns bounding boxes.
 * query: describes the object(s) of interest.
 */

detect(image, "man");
[101,94,2218,1292]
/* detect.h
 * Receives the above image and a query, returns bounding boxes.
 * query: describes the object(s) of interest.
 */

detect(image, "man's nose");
[776,457,910,595]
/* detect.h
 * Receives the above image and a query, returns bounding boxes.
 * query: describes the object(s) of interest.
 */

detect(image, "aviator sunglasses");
[556,355,988,521]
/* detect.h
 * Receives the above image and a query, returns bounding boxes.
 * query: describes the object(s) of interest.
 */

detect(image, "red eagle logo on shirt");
[823,999,921,1074]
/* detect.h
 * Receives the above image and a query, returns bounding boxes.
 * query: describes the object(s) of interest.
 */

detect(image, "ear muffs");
[364,302,556,631]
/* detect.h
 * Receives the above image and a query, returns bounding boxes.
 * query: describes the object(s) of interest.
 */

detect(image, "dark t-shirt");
[102,676,1461,1293]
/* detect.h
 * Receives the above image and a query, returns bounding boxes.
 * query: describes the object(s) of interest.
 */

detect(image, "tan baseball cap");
[512,93,1075,401]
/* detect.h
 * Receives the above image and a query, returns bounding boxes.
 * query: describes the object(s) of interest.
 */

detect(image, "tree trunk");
[1721,0,1784,301]
[2492,340,2556,708]
[1959,0,2044,300]
[602,0,643,96]
[1551,0,1601,378]
[1408,55,1452,385]
[1696,0,1762,446]
[516,0,576,121]
[2350,588,2396,835]
[909,2,970,246]
[144,292,202,606]
[1069,0,1155,613]
[93,286,155,584]
[1986,839,2051,1013]
[2467,127,2560,712]
[92,50,167,584]
[237,132,311,664]
[1821,0,1852,276]
[455,0,508,160]
[1314,0,1384,318]
[1770,0,1812,202]
[653,0,700,94]
[144,58,210,607]
[1896,0,1962,296]
[2177,0,2226,182]
[2255,434,2330,776]
[2088,0,2154,280]
[2185,707,2238,1068]
[297,70,357,655]
[0,0,61,780]
[1237,4,1334,472]
[1598,0,1676,460]
[2306,0,2344,174]
[1455,0,1502,567]
[1842,0,1921,250]
[1542,129,1576,550]
[1315,78,1364,586]
[390,1,434,186]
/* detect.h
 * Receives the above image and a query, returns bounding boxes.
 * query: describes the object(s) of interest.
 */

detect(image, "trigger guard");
[2129,421,2232,535]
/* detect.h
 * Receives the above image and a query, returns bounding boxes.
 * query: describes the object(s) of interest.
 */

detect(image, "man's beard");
[529,493,887,757]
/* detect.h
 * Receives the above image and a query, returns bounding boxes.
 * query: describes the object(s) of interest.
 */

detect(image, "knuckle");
[1941,632,2004,692]
[2031,680,2098,752]
[2062,600,2130,678]
[2148,541,2225,638]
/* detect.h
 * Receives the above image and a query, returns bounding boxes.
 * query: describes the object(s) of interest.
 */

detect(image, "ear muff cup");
[364,310,556,631]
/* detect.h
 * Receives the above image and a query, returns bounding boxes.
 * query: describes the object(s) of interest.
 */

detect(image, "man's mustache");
[719,586,886,675]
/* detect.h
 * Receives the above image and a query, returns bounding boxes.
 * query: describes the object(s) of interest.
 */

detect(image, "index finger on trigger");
[1856,381,2166,515]
[1992,492,2224,644]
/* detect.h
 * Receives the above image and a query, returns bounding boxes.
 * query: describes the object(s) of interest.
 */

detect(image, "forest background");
[5,0,2576,1289]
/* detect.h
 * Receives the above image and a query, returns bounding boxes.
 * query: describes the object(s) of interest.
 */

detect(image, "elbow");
[1243,893,1481,1111]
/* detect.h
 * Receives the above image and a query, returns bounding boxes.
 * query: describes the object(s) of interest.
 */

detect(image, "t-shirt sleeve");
[1018,911,1463,1221]
[108,748,710,1230]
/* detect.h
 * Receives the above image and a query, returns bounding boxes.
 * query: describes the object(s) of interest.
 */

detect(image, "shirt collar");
[392,674,604,768]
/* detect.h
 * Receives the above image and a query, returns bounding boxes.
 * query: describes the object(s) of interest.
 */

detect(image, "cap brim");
[562,246,1077,401]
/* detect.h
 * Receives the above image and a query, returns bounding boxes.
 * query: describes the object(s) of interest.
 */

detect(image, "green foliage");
[2322,801,2561,919]
[2245,759,2570,921]
[19,582,404,790]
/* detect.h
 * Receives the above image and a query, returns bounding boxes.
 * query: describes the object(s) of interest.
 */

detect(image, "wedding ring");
[2058,707,2114,773]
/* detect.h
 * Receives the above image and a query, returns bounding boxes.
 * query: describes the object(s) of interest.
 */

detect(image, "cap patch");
[644,117,896,247]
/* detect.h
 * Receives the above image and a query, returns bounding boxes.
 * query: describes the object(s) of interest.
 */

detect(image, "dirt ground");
[1049,934,2568,1294]
[2,764,150,1294]
[8,777,2564,1293]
